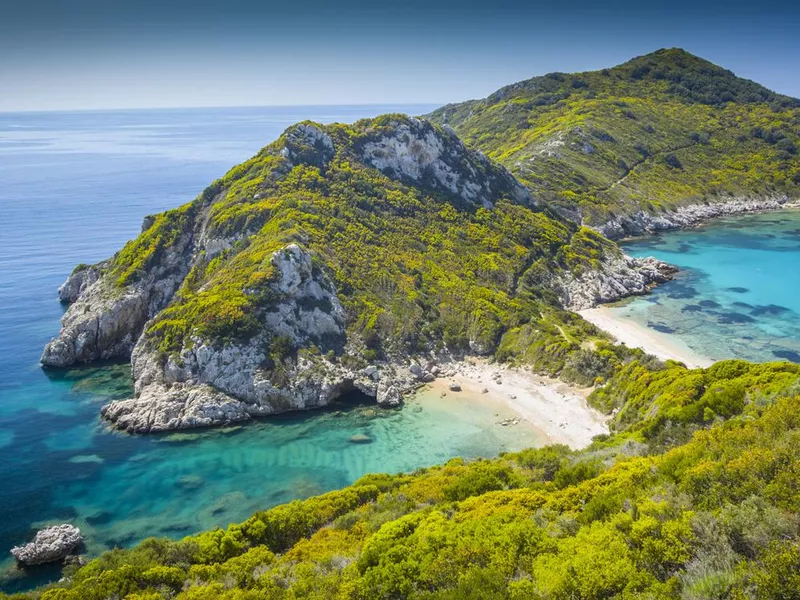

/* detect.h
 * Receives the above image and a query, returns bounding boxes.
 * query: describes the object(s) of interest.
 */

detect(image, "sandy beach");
[424,360,608,449]
[579,307,713,369]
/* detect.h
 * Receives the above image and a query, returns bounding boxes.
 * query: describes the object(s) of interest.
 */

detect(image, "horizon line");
[0,101,446,116]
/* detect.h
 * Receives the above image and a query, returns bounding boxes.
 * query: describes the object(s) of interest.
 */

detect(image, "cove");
[0,363,539,592]
[606,208,800,365]
[0,105,544,592]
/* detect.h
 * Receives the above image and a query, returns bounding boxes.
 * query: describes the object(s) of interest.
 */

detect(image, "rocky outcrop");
[41,222,196,367]
[556,254,676,311]
[595,196,790,240]
[11,525,83,566]
[360,117,534,209]
[101,353,422,432]
[281,123,336,167]
[57,264,103,303]
[41,286,151,367]
[99,245,426,433]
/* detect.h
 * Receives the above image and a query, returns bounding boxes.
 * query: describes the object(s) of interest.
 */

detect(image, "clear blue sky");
[1,0,798,111]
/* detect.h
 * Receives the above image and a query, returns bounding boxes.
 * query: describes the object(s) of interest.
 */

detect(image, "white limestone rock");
[555,253,676,311]
[376,380,402,407]
[595,196,789,240]
[360,117,534,208]
[57,264,103,303]
[41,226,194,367]
[281,123,335,166]
[101,244,415,432]
[11,525,83,566]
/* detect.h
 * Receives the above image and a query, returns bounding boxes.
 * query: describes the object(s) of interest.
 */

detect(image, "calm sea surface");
[612,209,800,364]
[0,106,545,592]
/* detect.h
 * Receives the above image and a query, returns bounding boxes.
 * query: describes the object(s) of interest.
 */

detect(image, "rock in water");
[349,433,372,444]
[449,383,462,392]
[376,381,402,407]
[11,524,83,565]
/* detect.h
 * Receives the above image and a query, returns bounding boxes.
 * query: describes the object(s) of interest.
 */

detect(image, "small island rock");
[11,524,83,566]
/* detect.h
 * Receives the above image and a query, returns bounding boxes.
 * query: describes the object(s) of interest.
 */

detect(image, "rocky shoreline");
[556,255,676,311]
[43,244,672,433]
[40,120,786,436]
[594,195,793,240]
[10,525,83,566]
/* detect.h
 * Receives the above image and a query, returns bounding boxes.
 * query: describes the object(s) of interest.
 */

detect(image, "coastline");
[579,306,713,369]
[417,359,608,449]
[616,201,800,244]
[595,196,798,240]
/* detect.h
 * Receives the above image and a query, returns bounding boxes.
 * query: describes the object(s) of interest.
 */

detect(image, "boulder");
[11,524,83,566]
[449,383,462,392]
[376,381,402,407]
[409,362,423,378]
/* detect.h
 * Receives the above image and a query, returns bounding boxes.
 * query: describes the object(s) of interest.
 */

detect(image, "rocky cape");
[41,115,673,433]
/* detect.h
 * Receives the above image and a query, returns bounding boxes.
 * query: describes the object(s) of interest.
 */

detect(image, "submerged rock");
[349,433,372,444]
[177,475,205,490]
[11,524,83,566]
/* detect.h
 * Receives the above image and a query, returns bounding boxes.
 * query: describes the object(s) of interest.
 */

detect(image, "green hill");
[428,48,800,236]
[41,115,667,433]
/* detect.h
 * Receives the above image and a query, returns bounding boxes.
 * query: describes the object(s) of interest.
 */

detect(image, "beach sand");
[423,360,608,449]
[579,306,713,369]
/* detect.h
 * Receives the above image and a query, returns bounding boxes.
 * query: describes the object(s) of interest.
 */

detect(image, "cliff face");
[100,244,418,433]
[41,219,195,367]
[42,115,665,432]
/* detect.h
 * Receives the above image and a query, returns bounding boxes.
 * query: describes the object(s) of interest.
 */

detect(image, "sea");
[611,209,800,364]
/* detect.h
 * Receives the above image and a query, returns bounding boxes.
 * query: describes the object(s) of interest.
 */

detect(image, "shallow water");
[608,209,800,364]
[0,106,543,592]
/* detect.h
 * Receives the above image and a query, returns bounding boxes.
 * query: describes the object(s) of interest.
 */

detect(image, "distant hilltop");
[429,48,799,237]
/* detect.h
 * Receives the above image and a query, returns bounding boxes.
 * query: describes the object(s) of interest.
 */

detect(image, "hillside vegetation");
[428,49,800,230]
[133,116,599,362]
[45,113,672,434]
[6,359,800,599]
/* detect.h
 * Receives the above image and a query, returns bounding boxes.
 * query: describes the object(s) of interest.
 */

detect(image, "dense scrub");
[429,48,800,226]
[97,115,621,371]
[6,359,800,599]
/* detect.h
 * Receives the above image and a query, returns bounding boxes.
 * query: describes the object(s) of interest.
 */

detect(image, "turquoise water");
[611,209,800,364]
[0,106,542,592]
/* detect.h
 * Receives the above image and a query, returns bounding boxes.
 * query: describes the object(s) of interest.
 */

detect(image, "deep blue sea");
[611,210,800,364]
[0,106,546,592]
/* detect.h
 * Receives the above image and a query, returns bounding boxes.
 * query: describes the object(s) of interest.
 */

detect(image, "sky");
[1,0,799,112]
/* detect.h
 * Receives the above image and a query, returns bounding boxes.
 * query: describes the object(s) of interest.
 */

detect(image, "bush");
[665,154,683,169]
